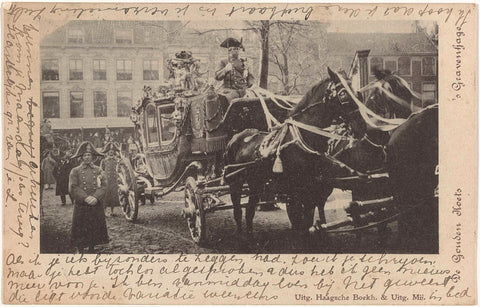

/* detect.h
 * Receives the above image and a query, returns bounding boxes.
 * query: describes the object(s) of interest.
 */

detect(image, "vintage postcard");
[2,2,477,305]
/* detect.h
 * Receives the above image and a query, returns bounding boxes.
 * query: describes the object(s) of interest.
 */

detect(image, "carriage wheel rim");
[128,191,136,214]
[185,188,201,241]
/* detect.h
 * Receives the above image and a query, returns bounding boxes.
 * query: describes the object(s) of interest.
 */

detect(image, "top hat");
[71,141,103,159]
[220,37,244,50]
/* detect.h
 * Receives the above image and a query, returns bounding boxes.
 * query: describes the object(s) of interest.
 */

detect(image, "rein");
[285,118,354,141]
[336,74,406,131]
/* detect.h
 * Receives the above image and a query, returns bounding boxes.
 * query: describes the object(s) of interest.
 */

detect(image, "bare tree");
[268,21,325,95]
[186,21,326,93]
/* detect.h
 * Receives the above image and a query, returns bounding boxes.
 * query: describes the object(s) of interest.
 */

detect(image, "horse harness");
[255,80,363,176]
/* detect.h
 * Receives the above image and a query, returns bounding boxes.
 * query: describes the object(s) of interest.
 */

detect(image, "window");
[93,91,107,117]
[67,29,84,43]
[42,92,60,118]
[42,59,59,81]
[422,83,436,106]
[115,29,133,44]
[145,104,159,144]
[117,60,132,80]
[158,104,176,144]
[422,57,436,76]
[385,60,397,73]
[370,57,383,74]
[70,91,84,118]
[69,59,83,80]
[143,60,159,80]
[398,57,411,75]
[93,59,106,80]
[117,91,132,117]
[144,30,151,43]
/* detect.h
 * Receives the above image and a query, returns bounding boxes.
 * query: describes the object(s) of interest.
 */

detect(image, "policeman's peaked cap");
[220,37,244,51]
[72,141,104,159]
[102,141,121,154]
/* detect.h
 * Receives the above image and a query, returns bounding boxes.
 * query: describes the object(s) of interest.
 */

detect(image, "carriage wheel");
[184,176,206,244]
[117,158,139,222]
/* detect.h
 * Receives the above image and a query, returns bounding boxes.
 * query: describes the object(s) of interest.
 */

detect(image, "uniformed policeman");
[100,142,121,217]
[215,37,254,103]
[69,141,108,253]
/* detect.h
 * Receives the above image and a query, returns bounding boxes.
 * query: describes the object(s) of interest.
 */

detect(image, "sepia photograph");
[39,19,439,255]
[4,2,476,305]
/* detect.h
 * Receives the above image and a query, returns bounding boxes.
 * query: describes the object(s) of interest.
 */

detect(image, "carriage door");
[145,103,160,148]
[143,103,180,181]
[157,103,177,148]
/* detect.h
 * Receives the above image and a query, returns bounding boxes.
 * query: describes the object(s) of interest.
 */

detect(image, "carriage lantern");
[129,111,139,124]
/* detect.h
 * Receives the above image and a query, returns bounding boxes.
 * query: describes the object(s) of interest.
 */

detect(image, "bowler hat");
[220,37,244,50]
[71,141,103,159]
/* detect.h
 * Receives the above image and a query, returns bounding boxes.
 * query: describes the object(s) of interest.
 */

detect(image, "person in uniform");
[215,37,254,103]
[53,150,74,206]
[100,142,121,217]
[69,141,108,253]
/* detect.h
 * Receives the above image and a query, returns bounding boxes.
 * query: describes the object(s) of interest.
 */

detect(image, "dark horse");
[312,69,438,252]
[386,105,438,253]
[223,68,366,235]
[332,69,418,202]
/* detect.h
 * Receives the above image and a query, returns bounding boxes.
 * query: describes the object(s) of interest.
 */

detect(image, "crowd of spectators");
[53,129,135,152]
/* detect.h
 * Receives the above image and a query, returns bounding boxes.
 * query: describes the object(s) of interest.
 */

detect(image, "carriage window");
[370,57,383,74]
[145,104,159,145]
[422,57,436,76]
[398,57,411,75]
[42,92,60,118]
[158,104,176,145]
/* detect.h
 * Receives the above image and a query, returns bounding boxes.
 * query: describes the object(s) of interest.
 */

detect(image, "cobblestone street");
[40,185,401,254]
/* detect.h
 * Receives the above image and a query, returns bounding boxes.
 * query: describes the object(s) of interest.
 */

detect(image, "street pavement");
[40,185,401,254]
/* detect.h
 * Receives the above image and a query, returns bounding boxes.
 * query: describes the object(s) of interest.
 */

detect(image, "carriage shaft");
[345,196,394,213]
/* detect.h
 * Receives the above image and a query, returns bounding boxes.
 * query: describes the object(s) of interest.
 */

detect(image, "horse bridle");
[328,80,363,121]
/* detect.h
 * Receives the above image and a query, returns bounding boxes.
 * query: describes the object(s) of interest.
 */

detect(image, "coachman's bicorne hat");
[71,141,103,159]
[220,37,244,51]
[102,141,120,154]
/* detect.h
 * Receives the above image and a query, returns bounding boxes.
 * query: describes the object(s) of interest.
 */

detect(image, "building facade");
[325,32,438,107]
[40,21,259,133]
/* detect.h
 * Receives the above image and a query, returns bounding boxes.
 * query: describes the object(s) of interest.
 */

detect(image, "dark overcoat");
[69,162,109,248]
[100,156,120,208]
[54,159,74,196]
